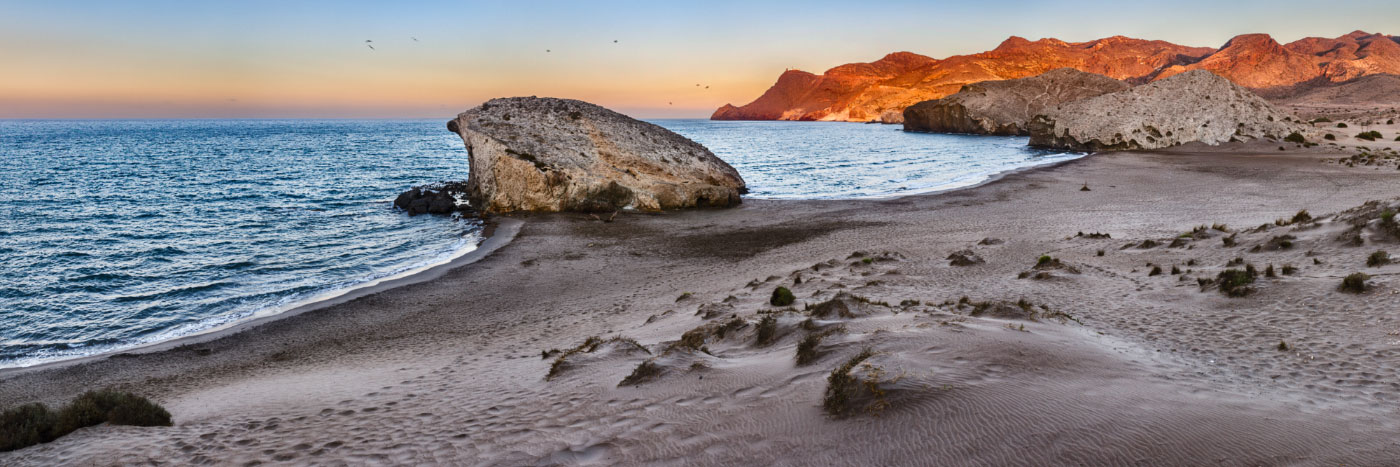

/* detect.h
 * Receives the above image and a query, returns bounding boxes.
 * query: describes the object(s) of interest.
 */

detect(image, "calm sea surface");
[0,119,1080,368]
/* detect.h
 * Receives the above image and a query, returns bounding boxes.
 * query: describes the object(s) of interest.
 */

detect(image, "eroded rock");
[1028,70,1308,151]
[448,97,746,213]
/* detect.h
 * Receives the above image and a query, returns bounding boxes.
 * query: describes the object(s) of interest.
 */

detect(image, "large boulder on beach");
[1028,70,1306,151]
[446,97,747,213]
[903,68,1129,135]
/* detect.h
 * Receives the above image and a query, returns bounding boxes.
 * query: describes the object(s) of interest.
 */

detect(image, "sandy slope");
[3,142,1399,465]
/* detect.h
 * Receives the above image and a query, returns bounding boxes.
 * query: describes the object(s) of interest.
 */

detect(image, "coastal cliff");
[716,31,1400,122]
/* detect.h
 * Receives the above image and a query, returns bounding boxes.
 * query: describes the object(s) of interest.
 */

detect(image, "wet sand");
[3,142,1399,465]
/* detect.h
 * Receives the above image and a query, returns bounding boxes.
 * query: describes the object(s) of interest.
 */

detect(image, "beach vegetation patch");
[1324,134,1336,141]
[1340,273,1370,293]
[770,287,795,306]
[1284,132,1306,143]
[1357,131,1382,141]
[619,360,663,387]
[1214,267,1257,297]
[796,328,843,366]
[1,390,172,452]
[1367,251,1391,267]
[822,347,878,416]
[756,315,778,346]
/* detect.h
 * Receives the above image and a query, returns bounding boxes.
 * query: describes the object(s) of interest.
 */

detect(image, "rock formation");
[1027,70,1307,152]
[902,68,1129,135]
[394,181,472,216]
[447,97,746,213]
[716,31,1400,122]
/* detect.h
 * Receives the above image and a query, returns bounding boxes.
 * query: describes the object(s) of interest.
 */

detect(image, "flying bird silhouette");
[365,39,374,50]
[613,40,618,43]
[411,37,419,42]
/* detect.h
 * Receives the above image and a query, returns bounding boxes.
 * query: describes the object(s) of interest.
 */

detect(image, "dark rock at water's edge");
[447,97,746,214]
[394,181,475,216]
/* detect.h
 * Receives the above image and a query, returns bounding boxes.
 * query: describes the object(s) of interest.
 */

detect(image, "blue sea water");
[0,118,1079,368]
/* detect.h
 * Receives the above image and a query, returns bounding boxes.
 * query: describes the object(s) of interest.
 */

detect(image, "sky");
[2,0,1398,119]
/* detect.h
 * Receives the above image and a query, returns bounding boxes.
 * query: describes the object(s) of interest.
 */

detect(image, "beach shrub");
[1282,264,1298,275]
[1,403,58,452]
[1357,131,1383,141]
[1324,134,1336,141]
[1291,210,1312,224]
[1149,266,1162,276]
[755,315,778,346]
[1217,268,1256,297]
[1312,117,1332,123]
[1278,341,1289,351]
[1037,255,1053,266]
[1337,122,1348,128]
[1368,250,1391,267]
[1340,273,1370,293]
[1,390,172,452]
[1284,132,1306,144]
[822,347,877,416]
[796,328,842,366]
[770,287,795,307]
[619,360,662,387]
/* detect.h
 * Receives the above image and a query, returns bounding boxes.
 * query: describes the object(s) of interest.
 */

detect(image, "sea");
[0,119,1081,368]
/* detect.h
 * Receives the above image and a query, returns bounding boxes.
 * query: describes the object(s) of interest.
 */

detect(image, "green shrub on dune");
[770,286,795,306]
[0,390,171,452]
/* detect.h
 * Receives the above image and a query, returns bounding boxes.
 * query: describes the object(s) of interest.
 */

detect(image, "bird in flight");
[411,37,419,42]
[365,39,374,50]
[613,40,618,43]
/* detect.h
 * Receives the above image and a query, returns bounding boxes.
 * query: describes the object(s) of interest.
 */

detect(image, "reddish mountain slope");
[715,31,1400,122]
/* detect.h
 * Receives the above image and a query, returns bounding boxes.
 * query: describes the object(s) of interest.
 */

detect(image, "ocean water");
[655,120,1082,199]
[0,118,1079,368]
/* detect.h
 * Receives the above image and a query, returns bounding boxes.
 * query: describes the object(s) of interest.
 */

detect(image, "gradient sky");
[2,0,1397,119]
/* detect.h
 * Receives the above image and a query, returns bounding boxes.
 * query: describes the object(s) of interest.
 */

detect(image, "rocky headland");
[447,97,746,213]
[1028,70,1308,151]
[902,68,1129,135]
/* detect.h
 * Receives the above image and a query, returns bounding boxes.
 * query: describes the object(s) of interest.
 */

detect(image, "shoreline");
[0,149,1082,373]
[0,218,523,378]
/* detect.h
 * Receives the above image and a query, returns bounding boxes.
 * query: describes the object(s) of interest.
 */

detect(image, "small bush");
[1,403,58,452]
[1357,130,1383,141]
[796,329,841,366]
[822,348,876,416]
[1217,268,1256,297]
[1037,255,1053,266]
[1324,134,1336,141]
[1148,266,1162,276]
[755,315,778,346]
[770,287,795,307]
[1337,122,1348,128]
[1284,132,1306,143]
[1265,264,1276,278]
[1291,210,1312,224]
[619,360,662,387]
[1340,273,1369,293]
[1368,250,1391,267]
[1312,117,1332,123]
[1281,264,1298,275]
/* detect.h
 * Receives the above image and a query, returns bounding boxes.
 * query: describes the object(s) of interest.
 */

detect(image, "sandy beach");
[3,141,1399,465]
